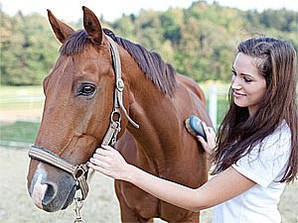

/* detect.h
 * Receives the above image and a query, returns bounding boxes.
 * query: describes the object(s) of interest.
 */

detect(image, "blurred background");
[0,0,297,222]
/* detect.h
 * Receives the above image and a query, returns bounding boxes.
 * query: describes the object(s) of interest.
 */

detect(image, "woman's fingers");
[87,145,130,180]
[87,162,113,178]
[196,121,216,155]
[93,149,111,157]
[196,135,207,146]
[101,145,114,151]
[90,156,103,164]
[201,121,208,134]
[201,121,215,136]
[96,147,112,155]
[90,148,115,167]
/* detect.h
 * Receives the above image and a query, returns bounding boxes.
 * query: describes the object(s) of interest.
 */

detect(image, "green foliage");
[1,10,60,85]
[1,2,297,85]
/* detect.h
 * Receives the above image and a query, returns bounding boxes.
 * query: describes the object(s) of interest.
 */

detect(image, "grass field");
[0,121,40,143]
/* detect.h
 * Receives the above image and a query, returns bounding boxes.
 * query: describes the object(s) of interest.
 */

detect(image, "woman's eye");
[77,83,96,97]
[243,77,252,83]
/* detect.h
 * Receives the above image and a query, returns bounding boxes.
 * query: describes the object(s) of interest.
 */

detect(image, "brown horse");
[27,7,212,222]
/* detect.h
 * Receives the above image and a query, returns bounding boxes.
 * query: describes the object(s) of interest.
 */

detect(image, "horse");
[27,6,212,222]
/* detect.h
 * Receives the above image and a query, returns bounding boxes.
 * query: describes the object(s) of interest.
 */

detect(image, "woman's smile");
[233,90,246,97]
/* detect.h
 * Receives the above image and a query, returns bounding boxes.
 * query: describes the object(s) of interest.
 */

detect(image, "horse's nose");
[29,165,77,212]
[42,175,76,212]
[42,182,57,206]
[30,176,58,209]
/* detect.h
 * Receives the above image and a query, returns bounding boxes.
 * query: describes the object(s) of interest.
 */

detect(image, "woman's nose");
[231,77,242,90]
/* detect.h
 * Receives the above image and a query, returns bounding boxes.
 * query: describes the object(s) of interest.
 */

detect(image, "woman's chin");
[233,100,247,108]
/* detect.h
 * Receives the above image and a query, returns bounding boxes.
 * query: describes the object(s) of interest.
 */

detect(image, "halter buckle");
[116,79,124,92]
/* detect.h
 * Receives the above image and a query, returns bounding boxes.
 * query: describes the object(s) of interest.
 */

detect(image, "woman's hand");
[196,122,216,155]
[87,145,131,181]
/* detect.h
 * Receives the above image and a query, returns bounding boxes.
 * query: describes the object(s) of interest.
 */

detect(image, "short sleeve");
[232,123,291,187]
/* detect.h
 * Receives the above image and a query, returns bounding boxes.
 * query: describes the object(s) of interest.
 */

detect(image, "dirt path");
[0,147,296,222]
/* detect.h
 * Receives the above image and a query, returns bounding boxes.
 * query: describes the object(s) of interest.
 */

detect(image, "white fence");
[208,84,228,128]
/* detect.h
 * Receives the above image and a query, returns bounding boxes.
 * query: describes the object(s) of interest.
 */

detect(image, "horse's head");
[27,7,130,212]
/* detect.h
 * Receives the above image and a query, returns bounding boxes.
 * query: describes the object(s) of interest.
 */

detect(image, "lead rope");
[73,177,87,223]
[73,190,85,223]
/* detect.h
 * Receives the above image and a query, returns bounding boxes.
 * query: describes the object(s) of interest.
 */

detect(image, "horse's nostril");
[42,183,56,205]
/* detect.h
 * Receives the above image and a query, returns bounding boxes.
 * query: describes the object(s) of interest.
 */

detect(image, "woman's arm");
[87,146,256,212]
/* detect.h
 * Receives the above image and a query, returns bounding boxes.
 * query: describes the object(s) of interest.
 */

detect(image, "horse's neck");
[121,52,182,160]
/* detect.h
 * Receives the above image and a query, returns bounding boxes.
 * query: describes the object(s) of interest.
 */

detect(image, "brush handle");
[188,115,207,141]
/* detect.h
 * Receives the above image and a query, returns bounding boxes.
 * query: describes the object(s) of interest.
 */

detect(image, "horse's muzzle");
[28,165,77,212]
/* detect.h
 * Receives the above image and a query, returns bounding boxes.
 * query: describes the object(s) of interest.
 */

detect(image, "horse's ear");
[82,6,103,45]
[47,9,74,44]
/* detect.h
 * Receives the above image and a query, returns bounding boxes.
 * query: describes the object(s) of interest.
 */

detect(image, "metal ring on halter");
[110,109,121,123]
[73,164,88,179]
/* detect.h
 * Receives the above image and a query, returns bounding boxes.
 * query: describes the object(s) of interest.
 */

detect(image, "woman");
[87,37,297,223]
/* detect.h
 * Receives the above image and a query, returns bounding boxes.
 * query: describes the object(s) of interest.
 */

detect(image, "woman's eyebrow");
[232,66,254,78]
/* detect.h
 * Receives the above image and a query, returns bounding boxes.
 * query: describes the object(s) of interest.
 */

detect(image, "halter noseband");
[28,35,139,201]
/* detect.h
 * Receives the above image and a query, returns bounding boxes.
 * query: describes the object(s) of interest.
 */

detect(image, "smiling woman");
[231,53,267,116]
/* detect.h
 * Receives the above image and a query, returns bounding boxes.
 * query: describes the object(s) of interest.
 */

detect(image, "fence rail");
[208,85,227,128]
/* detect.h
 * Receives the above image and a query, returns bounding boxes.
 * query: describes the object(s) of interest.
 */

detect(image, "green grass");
[0,121,40,143]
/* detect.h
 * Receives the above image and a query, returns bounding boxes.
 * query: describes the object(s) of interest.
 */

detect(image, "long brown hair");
[212,37,297,183]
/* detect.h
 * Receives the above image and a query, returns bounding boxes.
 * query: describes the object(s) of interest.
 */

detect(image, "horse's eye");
[77,83,96,97]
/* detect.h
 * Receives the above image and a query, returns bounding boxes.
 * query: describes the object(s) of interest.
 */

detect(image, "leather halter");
[28,35,139,201]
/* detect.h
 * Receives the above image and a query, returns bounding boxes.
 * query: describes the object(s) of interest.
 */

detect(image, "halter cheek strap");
[101,36,139,146]
[106,36,139,128]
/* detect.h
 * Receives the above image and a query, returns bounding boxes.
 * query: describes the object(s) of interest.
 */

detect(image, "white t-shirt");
[213,120,292,223]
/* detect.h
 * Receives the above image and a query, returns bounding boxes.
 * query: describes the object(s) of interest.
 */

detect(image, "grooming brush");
[184,115,207,141]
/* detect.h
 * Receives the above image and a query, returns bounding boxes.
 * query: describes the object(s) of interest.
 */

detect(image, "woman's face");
[231,53,267,116]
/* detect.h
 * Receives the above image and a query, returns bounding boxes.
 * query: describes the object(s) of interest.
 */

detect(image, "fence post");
[209,84,217,128]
